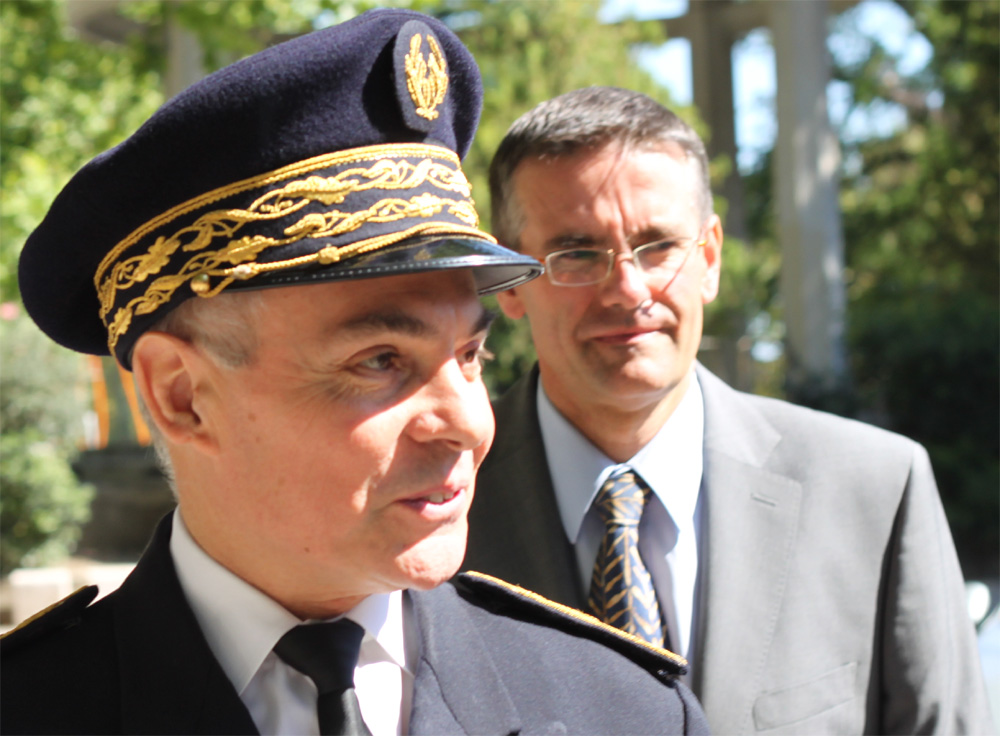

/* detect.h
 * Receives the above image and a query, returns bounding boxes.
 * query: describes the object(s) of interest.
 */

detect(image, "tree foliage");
[0,0,143,571]
[0,311,94,575]
[0,0,163,301]
[835,0,998,576]
[735,0,998,576]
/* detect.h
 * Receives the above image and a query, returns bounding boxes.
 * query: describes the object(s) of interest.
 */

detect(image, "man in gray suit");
[464,86,993,734]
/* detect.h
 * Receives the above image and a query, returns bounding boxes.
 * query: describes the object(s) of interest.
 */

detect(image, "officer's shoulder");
[0,585,99,656]
[453,571,687,677]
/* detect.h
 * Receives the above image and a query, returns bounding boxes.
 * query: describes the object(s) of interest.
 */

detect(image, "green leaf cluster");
[0,312,94,575]
[1,0,163,573]
[0,432,94,576]
[836,0,998,576]
[0,0,164,301]
[737,0,998,575]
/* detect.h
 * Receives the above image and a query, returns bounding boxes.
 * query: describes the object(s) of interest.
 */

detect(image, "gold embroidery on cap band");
[94,143,462,284]
[96,143,493,354]
[104,220,492,353]
[405,34,448,121]
[96,158,474,318]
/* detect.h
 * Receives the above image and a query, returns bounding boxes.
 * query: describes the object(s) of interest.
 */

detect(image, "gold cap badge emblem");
[405,33,448,121]
[393,20,450,134]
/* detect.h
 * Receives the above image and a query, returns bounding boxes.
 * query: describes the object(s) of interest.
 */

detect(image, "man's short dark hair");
[489,86,712,249]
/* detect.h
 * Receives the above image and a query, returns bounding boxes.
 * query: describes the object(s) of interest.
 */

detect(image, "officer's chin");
[395,523,469,591]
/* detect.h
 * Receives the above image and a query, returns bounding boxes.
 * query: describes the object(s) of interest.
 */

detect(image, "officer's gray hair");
[489,86,712,249]
[136,290,263,496]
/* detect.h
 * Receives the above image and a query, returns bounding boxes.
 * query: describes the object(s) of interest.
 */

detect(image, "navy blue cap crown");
[19,8,541,367]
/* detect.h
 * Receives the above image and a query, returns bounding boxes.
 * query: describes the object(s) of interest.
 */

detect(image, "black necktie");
[273,620,372,736]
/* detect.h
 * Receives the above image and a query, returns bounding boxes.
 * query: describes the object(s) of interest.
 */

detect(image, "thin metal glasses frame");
[543,226,709,287]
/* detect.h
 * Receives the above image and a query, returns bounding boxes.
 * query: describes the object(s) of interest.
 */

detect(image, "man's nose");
[599,252,653,309]
[408,360,494,452]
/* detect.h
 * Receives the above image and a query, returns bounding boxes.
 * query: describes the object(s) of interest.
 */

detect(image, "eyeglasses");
[543,228,708,287]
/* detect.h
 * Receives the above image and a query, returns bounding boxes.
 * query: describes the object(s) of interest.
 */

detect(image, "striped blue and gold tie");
[587,468,666,647]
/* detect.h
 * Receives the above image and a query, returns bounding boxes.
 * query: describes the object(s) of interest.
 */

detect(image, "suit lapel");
[692,366,802,734]
[407,588,521,735]
[469,367,585,608]
[113,515,259,735]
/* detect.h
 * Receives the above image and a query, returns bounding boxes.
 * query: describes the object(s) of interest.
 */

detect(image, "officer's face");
[187,270,494,618]
[497,143,721,433]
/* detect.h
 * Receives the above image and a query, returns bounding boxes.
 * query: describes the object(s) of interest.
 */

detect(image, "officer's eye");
[358,350,400,372]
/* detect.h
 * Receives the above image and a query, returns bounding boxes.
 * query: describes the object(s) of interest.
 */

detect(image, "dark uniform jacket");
[1,515,709,735]
[465,364,992,735]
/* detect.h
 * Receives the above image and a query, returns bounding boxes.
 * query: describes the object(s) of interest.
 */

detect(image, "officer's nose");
[408,359,494,453]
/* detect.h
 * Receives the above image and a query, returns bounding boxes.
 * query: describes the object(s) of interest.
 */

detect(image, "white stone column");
[164,12,206,97]
[770,0,847,392]
[683,0,747,241]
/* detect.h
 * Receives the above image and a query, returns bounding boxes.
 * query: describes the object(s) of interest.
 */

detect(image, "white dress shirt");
[170,512,413,736]
[537,372,704,663]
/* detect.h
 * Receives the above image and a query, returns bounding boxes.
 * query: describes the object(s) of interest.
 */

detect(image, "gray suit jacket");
[465,364,993,734]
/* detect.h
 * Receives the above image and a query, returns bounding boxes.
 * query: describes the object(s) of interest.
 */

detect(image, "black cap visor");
[235,234,543,296]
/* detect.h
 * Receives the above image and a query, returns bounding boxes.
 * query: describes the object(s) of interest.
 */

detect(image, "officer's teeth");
[426,490,458,504]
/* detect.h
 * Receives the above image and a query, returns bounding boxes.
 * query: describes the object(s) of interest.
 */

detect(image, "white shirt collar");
[169,511,408,695]
[537,371,704,543]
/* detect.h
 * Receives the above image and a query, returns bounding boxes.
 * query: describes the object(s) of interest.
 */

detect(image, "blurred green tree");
[0,0,160,573]
[739,0,999,577]
[0,0,163,299]
[835,0,999,577]
[0,310,93,575]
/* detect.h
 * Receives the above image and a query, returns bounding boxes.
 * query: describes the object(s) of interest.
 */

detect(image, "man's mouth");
[590,327,657,343]
[422,489,459,504]
[398,486,466,513]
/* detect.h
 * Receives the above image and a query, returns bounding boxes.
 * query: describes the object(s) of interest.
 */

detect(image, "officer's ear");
[700,214,723,305]
[496,286,526,320]
[131,332,218,454]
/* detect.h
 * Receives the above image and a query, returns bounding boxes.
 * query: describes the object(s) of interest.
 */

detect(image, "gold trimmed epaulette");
[456,571,688,678]
[0,585,98,654]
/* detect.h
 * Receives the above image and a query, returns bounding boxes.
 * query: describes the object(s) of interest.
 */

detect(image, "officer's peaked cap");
[19,8,541,368]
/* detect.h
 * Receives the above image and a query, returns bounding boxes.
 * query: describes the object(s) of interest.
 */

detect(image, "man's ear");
[131,332,218,453]
[496,286,526,320]
[701,214,723,305]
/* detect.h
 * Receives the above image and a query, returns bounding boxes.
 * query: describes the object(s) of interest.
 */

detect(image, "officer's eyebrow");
[337,305,496,338]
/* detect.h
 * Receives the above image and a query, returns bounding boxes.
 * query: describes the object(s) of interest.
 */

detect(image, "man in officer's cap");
[1,9,709,736]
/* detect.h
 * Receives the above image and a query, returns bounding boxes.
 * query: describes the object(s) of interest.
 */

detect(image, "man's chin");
[394,535,468,591]
[593,360,684,400]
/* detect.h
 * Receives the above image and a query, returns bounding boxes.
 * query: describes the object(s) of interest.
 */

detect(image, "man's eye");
[558,249,603,263]
[465,344,494,364]
[358,351,400,372]
[641,239,681,254]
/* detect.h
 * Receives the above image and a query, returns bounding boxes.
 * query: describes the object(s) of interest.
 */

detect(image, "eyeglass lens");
[546,236,697,286]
